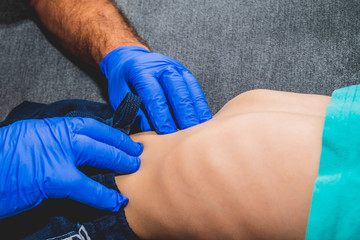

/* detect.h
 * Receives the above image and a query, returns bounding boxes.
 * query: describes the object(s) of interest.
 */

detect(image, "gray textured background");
[1,0,360,120]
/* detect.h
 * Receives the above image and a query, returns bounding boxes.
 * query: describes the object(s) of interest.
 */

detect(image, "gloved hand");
[0,117,142,219]
[100,46,212,134]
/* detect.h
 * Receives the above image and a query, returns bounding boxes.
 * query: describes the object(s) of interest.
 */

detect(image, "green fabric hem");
[306,84,360,240]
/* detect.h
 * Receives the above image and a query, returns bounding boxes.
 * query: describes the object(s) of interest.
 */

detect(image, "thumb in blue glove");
[100,46,212,134]
[0,117,142,219]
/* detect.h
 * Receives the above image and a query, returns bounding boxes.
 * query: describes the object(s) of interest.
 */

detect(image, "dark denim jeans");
[0,93,142,240]
[0,93,142,135]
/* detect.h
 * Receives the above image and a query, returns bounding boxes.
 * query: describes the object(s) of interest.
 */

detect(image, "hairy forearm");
[30,0,149,66]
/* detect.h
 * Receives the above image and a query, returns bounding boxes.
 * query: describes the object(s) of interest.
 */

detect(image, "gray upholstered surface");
[1,0,360,120]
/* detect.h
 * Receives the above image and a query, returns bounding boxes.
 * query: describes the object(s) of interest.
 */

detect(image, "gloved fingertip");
[120,197,129,208]
[154,120,178,135]
[114,155,141,174]
[113,193,129,212]
[181,117,201,130]
[200,114,213,123]
[129,156,141,173]
[134,157,141,172]
[137,143,143,156]
[157,126,178,135]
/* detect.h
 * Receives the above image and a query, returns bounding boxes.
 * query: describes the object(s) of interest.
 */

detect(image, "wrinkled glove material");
[100,46,212,134]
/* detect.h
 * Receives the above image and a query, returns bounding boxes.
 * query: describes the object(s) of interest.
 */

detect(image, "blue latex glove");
[0,117,142,219]
[100,46,212,134]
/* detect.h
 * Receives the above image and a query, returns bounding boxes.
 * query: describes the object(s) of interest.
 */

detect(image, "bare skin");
[30,0,149,66]
[116,89,331,240]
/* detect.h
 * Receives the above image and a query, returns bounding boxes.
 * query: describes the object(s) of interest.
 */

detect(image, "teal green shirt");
[306,84,360,239]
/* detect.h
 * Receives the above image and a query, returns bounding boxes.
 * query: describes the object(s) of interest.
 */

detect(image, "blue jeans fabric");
[0,93,142,240]
[0,92,142,135]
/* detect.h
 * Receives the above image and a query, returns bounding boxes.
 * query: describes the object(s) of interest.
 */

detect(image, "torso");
[116,89,331,240]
